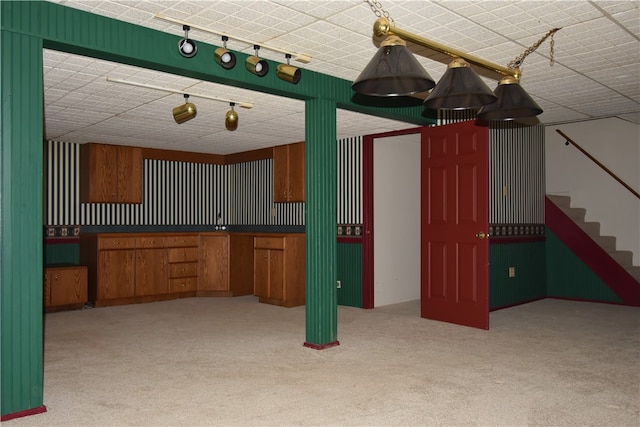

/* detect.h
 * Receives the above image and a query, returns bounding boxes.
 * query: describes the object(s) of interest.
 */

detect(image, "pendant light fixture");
[277,54,301,84]
[476,75,543,121]
[173,94,197,124]
[352,34,435,96]
[225,103,238,131]
[423,58,497,110]
[177,25,197,58]
[214,36,236,70]
[246,45,269,77]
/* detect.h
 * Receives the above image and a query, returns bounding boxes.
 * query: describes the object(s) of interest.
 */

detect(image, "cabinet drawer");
[169,262,198,278]
[169,277,197,293]
[168,247,198,263]
[98,237,136,250]
[254,236,285,250]
[165,235,199,247]
[136,236,165,248]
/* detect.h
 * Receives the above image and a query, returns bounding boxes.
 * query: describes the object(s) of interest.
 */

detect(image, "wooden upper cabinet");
[273,142,305,202]
[80,143,143,204]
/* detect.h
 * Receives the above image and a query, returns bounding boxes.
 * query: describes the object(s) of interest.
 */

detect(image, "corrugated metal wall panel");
[1,30,45,416]
[337,242,363,308]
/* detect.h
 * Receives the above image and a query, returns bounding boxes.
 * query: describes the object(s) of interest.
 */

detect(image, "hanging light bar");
[154,13,312,64]
[105,77,254,109]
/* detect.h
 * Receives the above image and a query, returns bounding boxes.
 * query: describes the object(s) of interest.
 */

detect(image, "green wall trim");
[1,29,45,416]
[337,242,363,308]
[545,230,622,303]
[489,241,546,310]
[44,243,80,265]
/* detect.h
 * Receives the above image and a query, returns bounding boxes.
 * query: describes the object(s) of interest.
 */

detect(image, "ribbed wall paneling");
[489,123,545,224]
[1,30,45,416]
[489,241,546,309]
[337,242,363,308]
[305,97,338,347]
[545,229,622,303]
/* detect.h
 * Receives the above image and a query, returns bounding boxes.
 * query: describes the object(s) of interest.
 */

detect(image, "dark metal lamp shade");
[352,35,435,96]
[477,75,543,121]
[423,58,497,110]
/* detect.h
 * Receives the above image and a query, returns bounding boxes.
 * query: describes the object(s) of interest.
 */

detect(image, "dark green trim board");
[1,30,45,416]
[44,243,80,265]
[337,241,363,308]
[489,241,546,310]
[545,229,622,304]
[304,98,339,349]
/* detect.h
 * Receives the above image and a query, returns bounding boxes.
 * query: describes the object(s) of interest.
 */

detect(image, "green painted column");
[1,30,45,416]
[304,98,338,348]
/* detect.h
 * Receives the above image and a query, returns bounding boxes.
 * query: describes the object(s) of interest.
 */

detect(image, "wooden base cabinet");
[198,233,254,297]
[44,265,88,312]
[253,234,305,307]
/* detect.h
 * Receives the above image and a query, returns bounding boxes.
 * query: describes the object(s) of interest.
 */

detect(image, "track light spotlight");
[476,75,543,121]
[214,35,236,70]
[178,25,197,58]
[225,103,238,131]
[173,94,197,124]
[245,45,269,77]
[277,54,301,84]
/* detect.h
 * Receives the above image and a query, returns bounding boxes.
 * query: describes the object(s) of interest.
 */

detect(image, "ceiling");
[43,0,639,155]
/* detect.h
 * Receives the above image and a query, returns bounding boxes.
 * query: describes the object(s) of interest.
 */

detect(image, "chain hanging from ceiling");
[364,0,561,71]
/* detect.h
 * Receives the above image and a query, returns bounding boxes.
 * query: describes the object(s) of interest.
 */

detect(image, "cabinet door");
[98,250,135,299]
[50,268,88,306]
[82,143,118,203]
[135,248,168,296]
[199,235,229,291]
[269,249,285,300]
[117,146,143,203]
[287,142,305,202]
[273,145,290,203]
[254,248,270,298]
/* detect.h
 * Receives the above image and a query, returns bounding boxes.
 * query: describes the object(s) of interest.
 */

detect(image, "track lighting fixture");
[214,36,236,70]
[277,54,301,84]
[173,94,197,124]
[245,45,269,77]
[225,103,239,131]
[423,58,497,110]
[177,25,197,58]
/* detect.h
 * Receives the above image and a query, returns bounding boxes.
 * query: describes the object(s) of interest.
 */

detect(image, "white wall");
[373,133,421,307]
[545,118,640,265]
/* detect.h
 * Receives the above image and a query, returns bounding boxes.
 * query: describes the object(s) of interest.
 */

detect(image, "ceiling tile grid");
[40,0,639,154]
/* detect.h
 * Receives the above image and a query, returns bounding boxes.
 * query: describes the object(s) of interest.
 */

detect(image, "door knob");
[475,231,486,239]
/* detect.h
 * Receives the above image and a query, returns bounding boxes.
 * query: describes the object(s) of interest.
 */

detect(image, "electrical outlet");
[508,267,516,278]
[336,280,341,289]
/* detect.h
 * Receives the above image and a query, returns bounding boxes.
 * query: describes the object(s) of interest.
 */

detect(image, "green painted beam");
[1,29,45,416]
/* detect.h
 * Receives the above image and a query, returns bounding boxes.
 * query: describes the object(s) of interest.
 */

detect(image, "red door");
[421,121,489,329]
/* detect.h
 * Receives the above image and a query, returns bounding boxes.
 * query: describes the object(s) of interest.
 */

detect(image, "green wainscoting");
[490,241,546,310]
[337,241,363,308]
[545,230,622,303]
[44,243,80,265]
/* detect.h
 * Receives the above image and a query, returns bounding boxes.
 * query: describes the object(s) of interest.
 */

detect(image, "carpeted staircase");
[547,194,640,283]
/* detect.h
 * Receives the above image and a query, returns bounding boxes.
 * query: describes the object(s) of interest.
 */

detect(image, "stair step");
[608,250,634,269]
[565,207,586,223]
[592,235,617,252]
[627,266,640,282]
[578,221,600,237]
[547,194,572,209]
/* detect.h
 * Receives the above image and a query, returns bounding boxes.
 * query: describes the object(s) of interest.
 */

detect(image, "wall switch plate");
[336,280,341,289]
[508,267,516,278]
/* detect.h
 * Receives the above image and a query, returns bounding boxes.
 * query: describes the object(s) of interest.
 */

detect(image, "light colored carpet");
[6,297,640,426]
